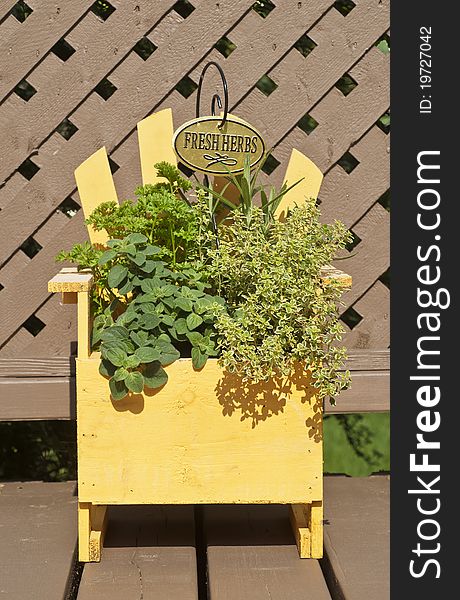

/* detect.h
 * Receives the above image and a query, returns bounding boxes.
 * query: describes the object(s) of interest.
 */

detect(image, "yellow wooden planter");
[48,109,351,562]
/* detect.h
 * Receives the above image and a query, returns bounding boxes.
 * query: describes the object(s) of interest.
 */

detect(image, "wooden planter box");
[48,112,351,562]
[49,266,350,562]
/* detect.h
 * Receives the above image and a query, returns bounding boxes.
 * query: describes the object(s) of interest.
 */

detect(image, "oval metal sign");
[172,115,266,175]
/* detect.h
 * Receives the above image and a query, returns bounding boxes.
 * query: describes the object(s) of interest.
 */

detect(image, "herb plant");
[58,159,352,403]
[205,203,352,401]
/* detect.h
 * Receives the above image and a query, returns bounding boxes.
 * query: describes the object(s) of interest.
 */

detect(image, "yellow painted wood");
[78,502,107,562]
[76,357,323,506]
[48,268,93,293]
[74,147,119,246]
[289,504,311,558]
[77,291,91,359]
[78,502,91,562]
[137,108,177,185]
[310,500,323,558]
[275,148,323,220]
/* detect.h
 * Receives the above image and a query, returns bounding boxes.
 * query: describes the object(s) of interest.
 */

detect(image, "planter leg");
[289,501,323,559]
[78,502,108,562]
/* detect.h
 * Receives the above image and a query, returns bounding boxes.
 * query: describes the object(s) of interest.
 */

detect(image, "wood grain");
[323,475,390,600]
[204,505,331,600]
[77,505,198,599]
[77,357,323,505]
[0,481,77,600]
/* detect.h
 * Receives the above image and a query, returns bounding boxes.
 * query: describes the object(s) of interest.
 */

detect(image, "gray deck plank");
[323,475,390,600]
[77,505,198,600]
[0,481,77,600]
[204,505,331,600]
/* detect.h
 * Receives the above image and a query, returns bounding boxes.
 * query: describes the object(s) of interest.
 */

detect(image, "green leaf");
[125,355,141,369]
[99,359,116,378]
[174,318,189,336]
[159,285,177,297]
[132,252,146,266]
[113,367,129,382]
[156,341,180,366]
[127,233,148,244]
[102,346,127,367]
[130,330,148,347]
[98,249,117,265]
[117,280,134,296]
[186,331,203,345]
[138,314,160,330]
[125,371,144,393]
[143,362,168,389]
[140,278,162,293]
[175,297,193,312]
[135,346,161,363]
[192,347,207,370]
[161,315,175,327]
[109,378,129,401]
[141,260,156,273]
[140,303,157,314]
[186,313,203,330]
[124,244,137,256]
[144,245,162,256]
[100,326,129,342]
[108,264,128,289]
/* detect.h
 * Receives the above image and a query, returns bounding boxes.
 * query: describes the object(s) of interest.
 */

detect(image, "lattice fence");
[0,0,389,380]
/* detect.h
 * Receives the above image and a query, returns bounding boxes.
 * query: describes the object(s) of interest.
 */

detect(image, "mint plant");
[90,233,223,399]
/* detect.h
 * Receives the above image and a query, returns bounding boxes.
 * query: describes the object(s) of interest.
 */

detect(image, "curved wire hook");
[195,61,228,128]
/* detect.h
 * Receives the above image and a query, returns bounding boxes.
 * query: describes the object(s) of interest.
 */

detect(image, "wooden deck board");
[0,481,77,600]
[77,505,198,600]
[204,505,331,600]
[323,475,390,600]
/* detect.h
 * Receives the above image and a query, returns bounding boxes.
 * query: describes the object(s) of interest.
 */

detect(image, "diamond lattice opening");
[20,236,42,258]
[51,39,76,62]
[377,111,390,134]
[335,73,358,96]
[377,189,390,212]
[214,36,237,58]
[14,79,37,102]
[379,268,390,289]
[256,74,277,96]
[375,33,390,55]
[175,76,198,98]
[58,197,81,218]
[18,157,40,180]
[333,0,356,16]
[172,0,195,19]
[56,118,78,140]
[337,151,359,173]
[11,1,33,23]
[252,0,275,18]
[23,315,46,337]
[94,78,117,100]
[133,37,157,61]
[345,231,361,252]
[91,1,116,21]
[294,34,317,58]
[297,113,318,135]
[262,155,280,175]
[341,306,363,330]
